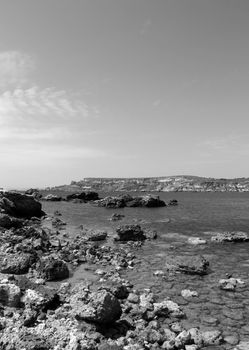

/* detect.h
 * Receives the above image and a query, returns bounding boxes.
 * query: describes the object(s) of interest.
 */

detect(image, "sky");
[0,0,249,188]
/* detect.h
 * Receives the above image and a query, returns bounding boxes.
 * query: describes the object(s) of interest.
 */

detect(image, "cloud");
[0,51,35,89]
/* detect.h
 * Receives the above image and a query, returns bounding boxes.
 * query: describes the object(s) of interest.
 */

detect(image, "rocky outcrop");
[97,194,166,209]
[115,225,146,241]
[66,191,99,201]
[0,191,43,218]
[211,231,249,243]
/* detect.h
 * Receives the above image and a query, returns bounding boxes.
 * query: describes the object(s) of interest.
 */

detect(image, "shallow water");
[42,192,249,346]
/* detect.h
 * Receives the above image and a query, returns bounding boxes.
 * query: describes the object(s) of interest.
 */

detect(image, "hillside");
[46,175,249,192]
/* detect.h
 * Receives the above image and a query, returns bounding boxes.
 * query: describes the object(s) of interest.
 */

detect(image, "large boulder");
[74,290,122,324]
[0,253,35,274]
[38,256,69,281]
[0,191,43,218]
[115,225,146,241]
[165,255,209,275]
[211,231,249,243]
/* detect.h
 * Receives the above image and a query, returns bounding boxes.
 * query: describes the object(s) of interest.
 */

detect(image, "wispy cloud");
[0,51,35,89]
[200,134,249,157]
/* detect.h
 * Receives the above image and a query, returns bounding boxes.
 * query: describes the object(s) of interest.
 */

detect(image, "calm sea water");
[42,192,249,341]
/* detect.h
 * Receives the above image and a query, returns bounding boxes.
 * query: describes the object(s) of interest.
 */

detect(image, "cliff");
[46,175,249,192]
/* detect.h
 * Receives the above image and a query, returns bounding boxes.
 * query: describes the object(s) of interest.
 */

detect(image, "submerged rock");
[0,191,43,218]
[211,231,249,243]
[115,225,146,241]
[165,255,209,275]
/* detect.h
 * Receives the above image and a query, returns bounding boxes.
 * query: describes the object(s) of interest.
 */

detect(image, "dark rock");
[0,191,43,218]
[165,255,209,275]
[115,225,146,241]
[0,253,35,274]
[75,290,122,324]
[85,191,99,201]
[38,256,69,281]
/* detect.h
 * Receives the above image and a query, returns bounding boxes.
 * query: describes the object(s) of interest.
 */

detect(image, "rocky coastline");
[0,190,248,349]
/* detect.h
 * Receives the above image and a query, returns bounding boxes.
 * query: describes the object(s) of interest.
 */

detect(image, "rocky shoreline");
[0,191,248,349]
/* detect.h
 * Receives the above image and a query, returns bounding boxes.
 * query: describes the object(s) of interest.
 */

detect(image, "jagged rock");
[165,255,209,275]
[38,256,69,281]
[0,191,43,218]
[43,194,62,201]
[74,290,122,324]
[115,225,146,241]
[211,231,249,243]
[0,281,21,307]
[87,230,107,241]
[0,253,35,274]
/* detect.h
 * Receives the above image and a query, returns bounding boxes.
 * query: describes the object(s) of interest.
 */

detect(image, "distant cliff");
[46,176,249,192]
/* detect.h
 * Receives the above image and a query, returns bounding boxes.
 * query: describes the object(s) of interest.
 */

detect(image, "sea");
[42,192,249,341]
